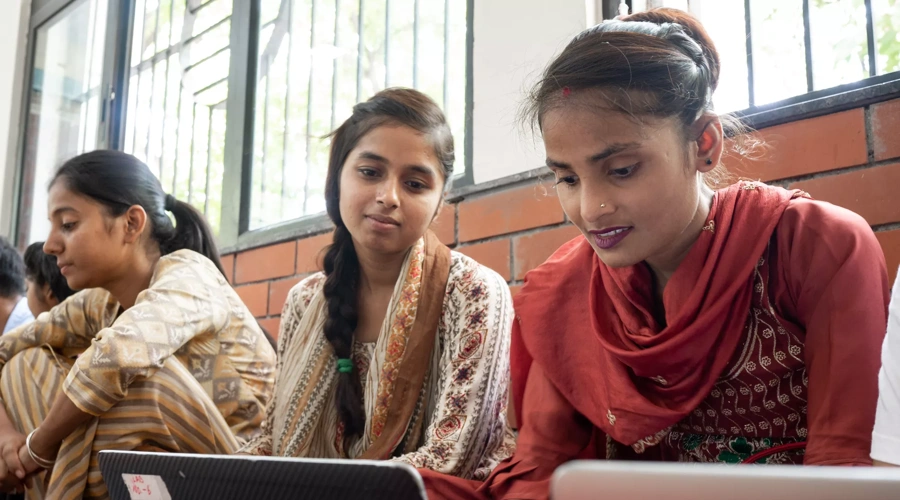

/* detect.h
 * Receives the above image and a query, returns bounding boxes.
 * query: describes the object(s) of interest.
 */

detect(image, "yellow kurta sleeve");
[63,254,231,416]
[0,288,117,370]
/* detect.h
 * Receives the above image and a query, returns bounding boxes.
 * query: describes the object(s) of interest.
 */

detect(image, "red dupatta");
[511,182,809,447]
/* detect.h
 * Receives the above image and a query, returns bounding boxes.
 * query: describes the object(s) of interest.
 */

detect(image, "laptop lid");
[551,460,900,500]
[99,450,426,500]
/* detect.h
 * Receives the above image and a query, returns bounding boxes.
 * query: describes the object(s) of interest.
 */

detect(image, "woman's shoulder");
[284,272,327,313]
[155,249,227,284]
[773,196,885,293]
[445,251,512,301]
[777,196,876,250]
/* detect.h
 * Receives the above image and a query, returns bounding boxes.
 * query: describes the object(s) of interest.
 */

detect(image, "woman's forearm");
[0,404,18,433]
[29,391,93,459]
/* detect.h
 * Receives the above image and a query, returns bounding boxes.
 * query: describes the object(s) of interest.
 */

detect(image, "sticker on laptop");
[121,474,172,500]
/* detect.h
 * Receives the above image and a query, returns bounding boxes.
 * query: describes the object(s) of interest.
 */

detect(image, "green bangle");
[337,358,353,373]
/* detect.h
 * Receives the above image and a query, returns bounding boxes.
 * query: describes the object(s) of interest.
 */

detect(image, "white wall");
[471,0,588,184]
[0,0,30,240]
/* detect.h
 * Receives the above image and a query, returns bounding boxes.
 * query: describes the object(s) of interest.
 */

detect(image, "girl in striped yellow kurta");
[0,151,276,499]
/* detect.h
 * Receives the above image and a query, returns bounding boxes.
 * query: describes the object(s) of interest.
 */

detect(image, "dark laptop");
[99,450,427,500]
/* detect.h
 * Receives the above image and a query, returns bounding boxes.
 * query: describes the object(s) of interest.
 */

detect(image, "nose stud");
[600,203,606,208]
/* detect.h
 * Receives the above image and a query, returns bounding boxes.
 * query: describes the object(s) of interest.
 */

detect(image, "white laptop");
[551,460,900,500]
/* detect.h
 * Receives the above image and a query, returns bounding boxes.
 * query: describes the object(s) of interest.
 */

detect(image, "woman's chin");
[591,246,643,269]
[64,275,90,292]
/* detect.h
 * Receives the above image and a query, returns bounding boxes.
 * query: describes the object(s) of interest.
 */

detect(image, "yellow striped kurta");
[0,250,276,499]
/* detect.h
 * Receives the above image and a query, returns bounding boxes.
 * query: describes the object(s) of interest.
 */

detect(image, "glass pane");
[191,0,230,35]
[872,0,900,75]
[249,0,468,230]
[124,0,232,232]
[750,0,808,106]
[360,0,388,101]
[694,0,750,112]
[140,0,159,61]
[19,0,109,245]
[386,0,414,88]
[131,0,147,67]
[809,0,870,90]
[445,0,466,177]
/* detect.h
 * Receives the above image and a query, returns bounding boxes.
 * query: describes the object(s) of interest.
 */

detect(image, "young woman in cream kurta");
[240,88,515,480]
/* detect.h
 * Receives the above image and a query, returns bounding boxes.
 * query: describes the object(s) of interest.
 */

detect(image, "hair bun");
[164,194,177,211]
[625,8,720,91]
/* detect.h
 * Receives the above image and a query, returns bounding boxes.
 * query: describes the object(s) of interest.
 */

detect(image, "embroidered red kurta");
[421,183,890,500]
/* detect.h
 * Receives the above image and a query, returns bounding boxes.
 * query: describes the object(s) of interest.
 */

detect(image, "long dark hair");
[322,88,454,442]
[51,150,225,276]
[525,8,754,185]
[24,242,76,303]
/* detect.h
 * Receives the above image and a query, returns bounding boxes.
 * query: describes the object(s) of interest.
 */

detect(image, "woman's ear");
[122,205,149,244]
[692,114,724,173]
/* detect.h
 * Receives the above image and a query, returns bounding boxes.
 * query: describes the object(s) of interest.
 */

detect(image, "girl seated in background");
[0,150,276,499]
[423,8,889,500]
[240,88,516,480]
[23,242,76,316]
[0,238,31,335]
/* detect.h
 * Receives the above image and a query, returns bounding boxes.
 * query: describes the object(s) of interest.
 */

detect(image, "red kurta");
[421,183,890,500]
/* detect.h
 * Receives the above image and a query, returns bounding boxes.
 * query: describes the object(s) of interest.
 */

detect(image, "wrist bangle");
[25,428,56,469]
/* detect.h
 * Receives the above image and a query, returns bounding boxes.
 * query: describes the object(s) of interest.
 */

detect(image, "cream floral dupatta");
[270,231,451,459]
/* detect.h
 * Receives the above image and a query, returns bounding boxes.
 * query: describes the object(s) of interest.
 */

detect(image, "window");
[124,0,233,232]
[248,0,468,230]
[872,0,900,75]
[17,0,109,245]
[12,0,472,250]
[12,0,896,251]
[685,0,900,112]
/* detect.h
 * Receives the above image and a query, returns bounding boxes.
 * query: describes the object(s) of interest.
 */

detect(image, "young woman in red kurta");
[421,8,890,500]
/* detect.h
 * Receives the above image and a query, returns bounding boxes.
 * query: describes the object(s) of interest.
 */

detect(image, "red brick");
[725,109,867,182]
[269,276,302,316]
[791,163,900,226]
[513,225,582,280]
[458,184,564,242]
[220,254,235,284]
[872,98,900,161]
[509,284,522,297]
[234,241,296,284]
[430,204,456,246]
[876,230,900,285]
[297,233,333,274]
[257,317,282,342]
[235,282,269,318]
[457,239,511,280]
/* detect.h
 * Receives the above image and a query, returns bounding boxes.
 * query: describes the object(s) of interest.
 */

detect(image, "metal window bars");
[124,0,231,231]
[250,0,466,230]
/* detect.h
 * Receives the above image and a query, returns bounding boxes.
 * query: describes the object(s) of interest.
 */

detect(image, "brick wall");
[224,97,900,340]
